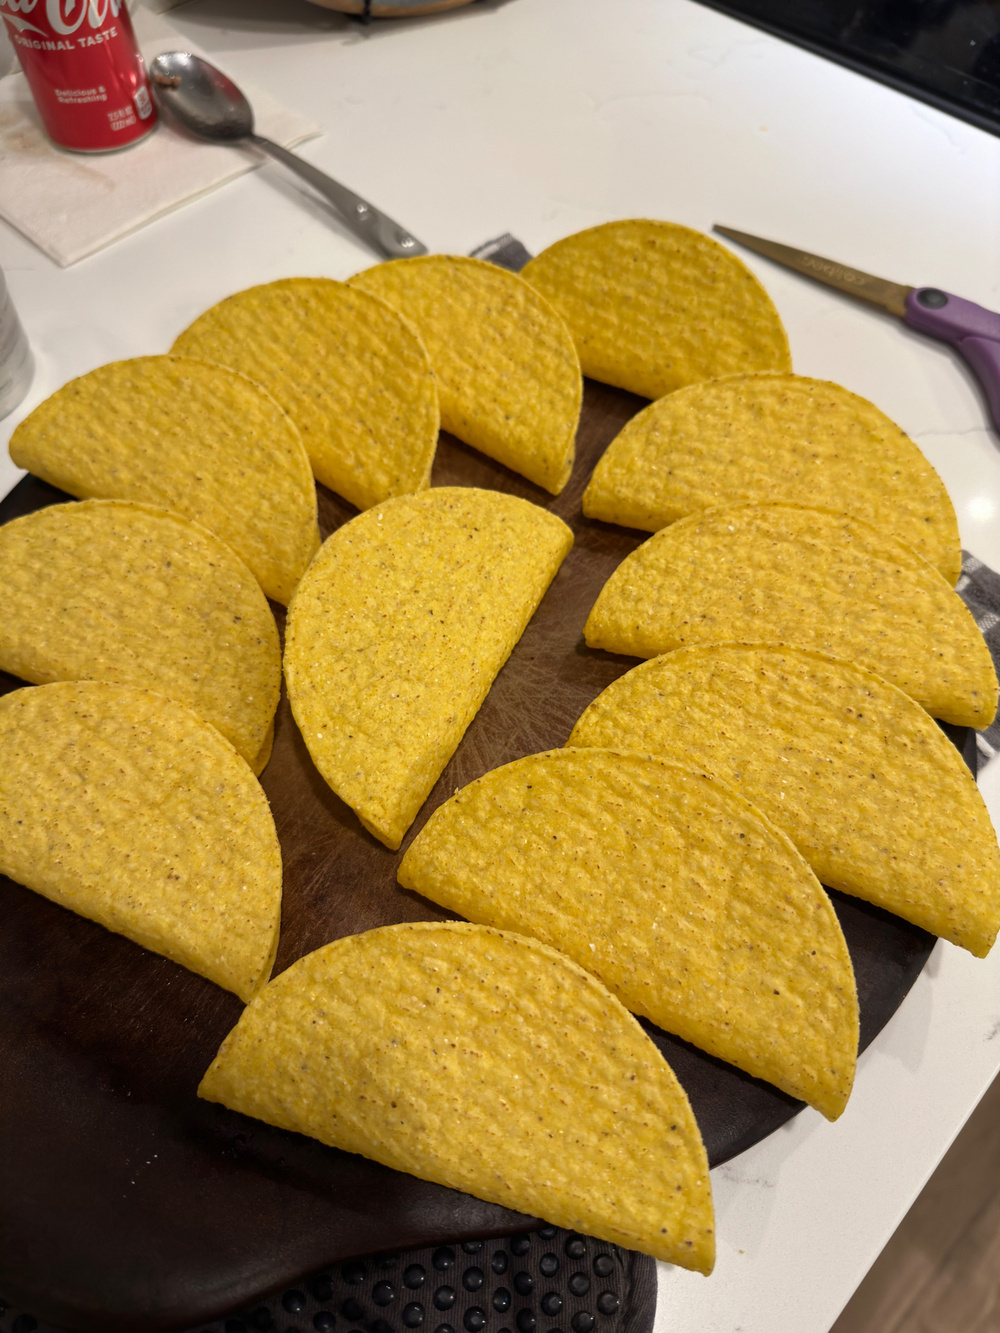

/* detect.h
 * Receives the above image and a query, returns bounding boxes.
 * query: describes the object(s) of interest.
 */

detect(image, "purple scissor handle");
[906,288,1000,432]
[714,226,1000,436]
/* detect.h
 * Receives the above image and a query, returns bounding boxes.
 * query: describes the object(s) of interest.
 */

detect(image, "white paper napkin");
[0,7,321,267]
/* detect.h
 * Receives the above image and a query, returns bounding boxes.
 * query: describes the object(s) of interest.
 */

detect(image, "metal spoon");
[149,51,427,261]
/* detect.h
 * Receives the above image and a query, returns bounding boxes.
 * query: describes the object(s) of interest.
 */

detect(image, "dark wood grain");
[0,381,941,1333]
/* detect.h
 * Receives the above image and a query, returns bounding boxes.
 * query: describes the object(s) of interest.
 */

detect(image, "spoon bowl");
[150,51,427,260]
[152,51,254,142]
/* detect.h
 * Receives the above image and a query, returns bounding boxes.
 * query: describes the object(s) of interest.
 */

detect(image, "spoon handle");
[250,134,427,261]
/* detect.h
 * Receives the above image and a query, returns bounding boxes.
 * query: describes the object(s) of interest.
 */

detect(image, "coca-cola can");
[1,0,157,152]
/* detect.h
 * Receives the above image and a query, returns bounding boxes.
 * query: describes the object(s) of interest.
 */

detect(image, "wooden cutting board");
[0,379,946,1333]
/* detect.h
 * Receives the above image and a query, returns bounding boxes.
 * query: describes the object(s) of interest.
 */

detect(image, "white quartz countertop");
[2,2,999,1330]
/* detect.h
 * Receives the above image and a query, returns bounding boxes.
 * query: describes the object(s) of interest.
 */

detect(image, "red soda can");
[1,0,157,152]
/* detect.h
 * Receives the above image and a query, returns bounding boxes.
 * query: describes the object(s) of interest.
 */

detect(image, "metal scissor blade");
[714,226,912,319]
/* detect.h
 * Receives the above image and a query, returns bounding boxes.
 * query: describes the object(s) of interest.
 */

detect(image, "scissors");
[715,226,1000,433]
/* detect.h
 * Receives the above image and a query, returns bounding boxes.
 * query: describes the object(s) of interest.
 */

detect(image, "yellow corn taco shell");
[569,645,1000,957]
[199,921,715,1271]
[349,256,581,494]
[171,278,439,512]
[521,220,791,399]
[284,487,573,849]
[584,503,996,728]
[0,682,282,1001]
[399,749,858,1119]
[583,373,961,584]
[0,499,280,769]
[9,355,319,605]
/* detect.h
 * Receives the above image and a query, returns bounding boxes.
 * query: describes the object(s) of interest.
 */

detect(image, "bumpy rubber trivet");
[217,1228,656,1333]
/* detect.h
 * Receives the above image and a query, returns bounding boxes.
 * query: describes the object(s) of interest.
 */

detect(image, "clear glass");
[0,268,33,419]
